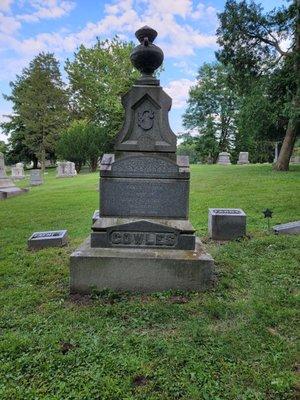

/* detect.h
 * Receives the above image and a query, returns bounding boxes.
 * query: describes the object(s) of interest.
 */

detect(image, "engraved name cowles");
[109,230,177,247]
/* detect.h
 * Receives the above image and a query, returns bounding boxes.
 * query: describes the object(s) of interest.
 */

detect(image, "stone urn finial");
[130,25,164,78]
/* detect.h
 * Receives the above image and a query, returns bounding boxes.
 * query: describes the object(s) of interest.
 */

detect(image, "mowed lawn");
[0,164,299,400]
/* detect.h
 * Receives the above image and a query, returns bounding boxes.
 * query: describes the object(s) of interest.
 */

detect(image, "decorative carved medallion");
[137,110,154,130]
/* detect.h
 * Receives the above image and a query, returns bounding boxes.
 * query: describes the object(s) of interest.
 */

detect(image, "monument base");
[70,237,215,293]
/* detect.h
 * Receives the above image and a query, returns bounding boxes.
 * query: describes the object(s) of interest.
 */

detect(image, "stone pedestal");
[0,153,28,199]
[237,152,249,164]
[30,169,43,186]
[70,238,214,293]
[217,152,231,165]
[70,26,215,293]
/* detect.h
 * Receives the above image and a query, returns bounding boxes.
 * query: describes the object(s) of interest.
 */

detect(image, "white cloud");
[17,0,75,23]
[0,0,13,12]
[164,78,195,109]
[0,13,21,35]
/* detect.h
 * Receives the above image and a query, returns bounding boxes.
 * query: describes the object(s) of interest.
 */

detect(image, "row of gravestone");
[0,154,78,200]
[217,151,249,165]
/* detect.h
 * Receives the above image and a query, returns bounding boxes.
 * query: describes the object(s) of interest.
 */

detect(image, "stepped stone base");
[0,179,28,200]
[70,237,215,293]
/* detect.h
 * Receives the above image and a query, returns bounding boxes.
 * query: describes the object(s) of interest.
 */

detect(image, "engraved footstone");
[273,221,300,235]
[28,230,68,250]
[208,208,246,240]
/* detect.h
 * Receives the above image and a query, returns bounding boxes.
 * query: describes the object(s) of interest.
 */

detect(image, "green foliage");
[2,53,68,169]
[66,37,139,141]
[177,134,201,164]
[0,140,7,156]
[57,120,111,172]
[216,0,298,170]
[56,120,88,172]
[183,63,238,162]
[0,165,299,399]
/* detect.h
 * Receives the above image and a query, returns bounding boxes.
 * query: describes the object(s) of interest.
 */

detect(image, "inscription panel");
[109,231,178,248]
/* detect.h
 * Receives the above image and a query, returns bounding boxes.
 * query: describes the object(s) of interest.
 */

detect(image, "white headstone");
[11,164,25,180]
[56,161,77,177]
[217,152,231,165]
[30,169,43,186]
[0,153,27,199]
[237,152,249,164]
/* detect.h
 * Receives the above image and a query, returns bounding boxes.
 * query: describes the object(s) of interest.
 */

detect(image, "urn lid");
[135,25,158,43]
[130,25,164,80]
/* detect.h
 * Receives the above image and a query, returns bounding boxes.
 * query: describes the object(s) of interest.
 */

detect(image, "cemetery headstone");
[57,161,77,178]
[30,169,43,186]
[28,230,68,250]
[273,221,300,235]
[217,152,231,165]
[237,152,250,164]
[208,208,246,240]
[70,26,215,293]
[0,153,28,199]
[11,163,25,180]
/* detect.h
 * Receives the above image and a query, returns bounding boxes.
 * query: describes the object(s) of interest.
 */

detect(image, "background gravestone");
[0,153,28,199]
[30,169,43,186]
[11,164,25,180]
[237,152,250,164]
[217,152,231,165]
[57,161,77,178]
[70,26,215,293]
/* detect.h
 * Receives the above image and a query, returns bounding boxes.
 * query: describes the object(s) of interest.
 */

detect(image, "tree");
[0,140,7,156]
[2,53,68,170]
[66,38,139,148]
[177,133,201,164]
[216,0,299,171]
[56,120,88,173]
[183,63,238,162]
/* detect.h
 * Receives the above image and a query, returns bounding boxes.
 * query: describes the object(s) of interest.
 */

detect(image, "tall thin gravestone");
[70,26,215,293]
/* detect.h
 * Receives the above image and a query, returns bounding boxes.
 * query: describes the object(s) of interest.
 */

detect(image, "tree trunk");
[40,147,46,173]
[33,156,38,169]
[89,157,99,172]
[75,161,82,173]
[274,0,300,171]
[273,121,297,170]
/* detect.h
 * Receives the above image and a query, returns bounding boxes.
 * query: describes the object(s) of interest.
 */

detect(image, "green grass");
[0,164,299,400]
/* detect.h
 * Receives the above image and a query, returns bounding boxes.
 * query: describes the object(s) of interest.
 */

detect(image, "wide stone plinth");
[70,237,215,293]
[0,178,28,200]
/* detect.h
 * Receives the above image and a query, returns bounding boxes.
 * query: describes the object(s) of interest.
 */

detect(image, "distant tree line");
[1,1,298,172]
[181,0,299,170]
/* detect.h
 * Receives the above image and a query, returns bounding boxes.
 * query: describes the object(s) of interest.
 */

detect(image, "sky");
[0,0,284,142]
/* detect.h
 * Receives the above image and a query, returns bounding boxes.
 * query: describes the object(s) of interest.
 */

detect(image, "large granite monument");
[0,153,28,199]
[70,26,215,293]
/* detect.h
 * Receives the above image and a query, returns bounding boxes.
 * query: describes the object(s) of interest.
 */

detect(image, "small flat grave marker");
[208,208,246,241]
[273,221,300,235]
[28,230,68,250]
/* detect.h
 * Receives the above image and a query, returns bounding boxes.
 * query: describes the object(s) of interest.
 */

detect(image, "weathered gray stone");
[70,237,215,293]
[217,152,231,165]
[290,155,300,164]
[28,230,68,250]
[30,169,43,186]
[100,177,189,219]
[0,153,28,199]
[208,208,246,240]
[237,152,249,164]
[273,221,300,235]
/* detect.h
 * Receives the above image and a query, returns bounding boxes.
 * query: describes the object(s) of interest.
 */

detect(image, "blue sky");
[0,0,285,142]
